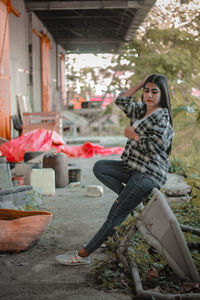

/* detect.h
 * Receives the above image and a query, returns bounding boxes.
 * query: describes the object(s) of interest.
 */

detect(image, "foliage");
[13,190,43,211]
[91,257,133,292]
[186,178,200,207]
[169,156,187,174]
[103,103,113,115]
[169,156,200,178]
[169,112,200,207]
[170,111,200,177]
[107,0,200,125]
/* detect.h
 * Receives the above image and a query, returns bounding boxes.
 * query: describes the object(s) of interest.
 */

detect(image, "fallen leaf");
[146,285,161,293]
[148,267,159,281]
[181,282,199,292]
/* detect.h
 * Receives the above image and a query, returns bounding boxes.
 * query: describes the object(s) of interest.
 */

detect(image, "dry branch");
[180,224,200,236]
[130,257,200,299]
[116,224,137,269]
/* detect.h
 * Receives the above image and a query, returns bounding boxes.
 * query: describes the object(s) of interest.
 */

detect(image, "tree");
[104,0,200,121]
[113,2,199,83]
[65,1,200,118]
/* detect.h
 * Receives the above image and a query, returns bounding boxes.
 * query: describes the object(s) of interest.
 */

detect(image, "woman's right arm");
[122,77,147,97]
[115,76,148,119]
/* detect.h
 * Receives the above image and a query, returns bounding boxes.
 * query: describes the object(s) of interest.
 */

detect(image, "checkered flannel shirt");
[115,92,174,187]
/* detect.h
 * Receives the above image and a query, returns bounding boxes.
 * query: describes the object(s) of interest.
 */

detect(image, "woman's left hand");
[124,125,138,139]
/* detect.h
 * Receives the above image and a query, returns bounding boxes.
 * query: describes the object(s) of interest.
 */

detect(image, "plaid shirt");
[115,92,174,187]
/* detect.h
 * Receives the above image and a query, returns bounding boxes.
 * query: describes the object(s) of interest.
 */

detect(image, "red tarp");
[0,129,123,162]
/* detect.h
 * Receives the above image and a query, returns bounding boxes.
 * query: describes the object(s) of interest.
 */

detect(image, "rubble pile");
[162,174,191,204]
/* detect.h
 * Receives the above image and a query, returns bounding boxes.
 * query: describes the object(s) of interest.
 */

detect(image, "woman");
[56,74,174,265]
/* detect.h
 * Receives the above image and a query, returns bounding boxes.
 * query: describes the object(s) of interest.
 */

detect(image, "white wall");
[9,0,28,118]
[50,36,57,107]
[31,12,43,112]
[28,13,65,112]
[51,43,66,110]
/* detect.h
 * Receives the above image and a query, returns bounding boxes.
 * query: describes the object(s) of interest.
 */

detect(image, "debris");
[68,182,81,188]
[4,259,12,268]
[147,267,159,281]
[135,189,199,282]
[85,185,103,197]
[163,174,191,196]
[113,189,200,298]
[180,224,200,236]
[164,194,191,204]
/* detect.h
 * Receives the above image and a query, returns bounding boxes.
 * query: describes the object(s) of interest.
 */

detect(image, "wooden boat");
[0,209,53,252]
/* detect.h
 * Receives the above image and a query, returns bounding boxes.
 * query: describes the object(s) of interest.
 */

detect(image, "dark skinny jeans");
[84,160,158,255]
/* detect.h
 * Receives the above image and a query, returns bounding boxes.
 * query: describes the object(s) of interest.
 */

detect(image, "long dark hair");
[143,74,173,154]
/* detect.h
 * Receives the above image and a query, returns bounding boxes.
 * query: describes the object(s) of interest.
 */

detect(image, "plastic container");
[43,153,68,188]
[68,168,81,183]
[12,175,24,186]
[30,168,55,195]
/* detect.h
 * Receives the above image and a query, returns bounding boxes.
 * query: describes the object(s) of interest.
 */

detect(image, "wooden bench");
[22,112,62,136]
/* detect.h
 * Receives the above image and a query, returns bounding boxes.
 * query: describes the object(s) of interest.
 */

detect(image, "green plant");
[21,190,43,211]
[169,156,186,174]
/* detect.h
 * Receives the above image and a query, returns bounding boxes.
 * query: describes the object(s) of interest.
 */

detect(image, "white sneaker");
[56,251,90,265]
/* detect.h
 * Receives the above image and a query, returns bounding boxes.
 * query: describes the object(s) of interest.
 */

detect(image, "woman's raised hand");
[122,74,151,97]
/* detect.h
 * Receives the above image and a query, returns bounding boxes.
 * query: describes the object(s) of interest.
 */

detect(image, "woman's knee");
[93,160,105,177]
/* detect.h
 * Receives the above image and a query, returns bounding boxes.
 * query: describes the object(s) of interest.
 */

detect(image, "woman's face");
[143,82,161,110]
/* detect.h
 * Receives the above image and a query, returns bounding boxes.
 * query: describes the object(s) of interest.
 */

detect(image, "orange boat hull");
[0,209,53,252]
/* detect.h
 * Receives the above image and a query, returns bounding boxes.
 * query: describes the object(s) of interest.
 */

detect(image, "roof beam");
[26,1,143,11]
[56,37,123,44]
[125,0,155,40]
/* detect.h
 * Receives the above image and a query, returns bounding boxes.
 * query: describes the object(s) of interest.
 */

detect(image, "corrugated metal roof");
[25,0,155,53]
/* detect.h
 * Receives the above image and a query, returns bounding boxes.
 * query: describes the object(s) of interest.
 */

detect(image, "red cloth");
[0,129,123,162]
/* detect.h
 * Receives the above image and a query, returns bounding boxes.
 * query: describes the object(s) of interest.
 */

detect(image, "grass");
[170,112,200,175]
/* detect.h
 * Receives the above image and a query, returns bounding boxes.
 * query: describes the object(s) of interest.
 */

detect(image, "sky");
[66,53,113,70]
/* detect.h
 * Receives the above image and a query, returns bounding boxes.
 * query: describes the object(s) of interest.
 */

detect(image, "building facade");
[0,0,66,139]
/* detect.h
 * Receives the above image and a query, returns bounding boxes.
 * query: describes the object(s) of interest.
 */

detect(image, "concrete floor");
[0,154,133,300]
